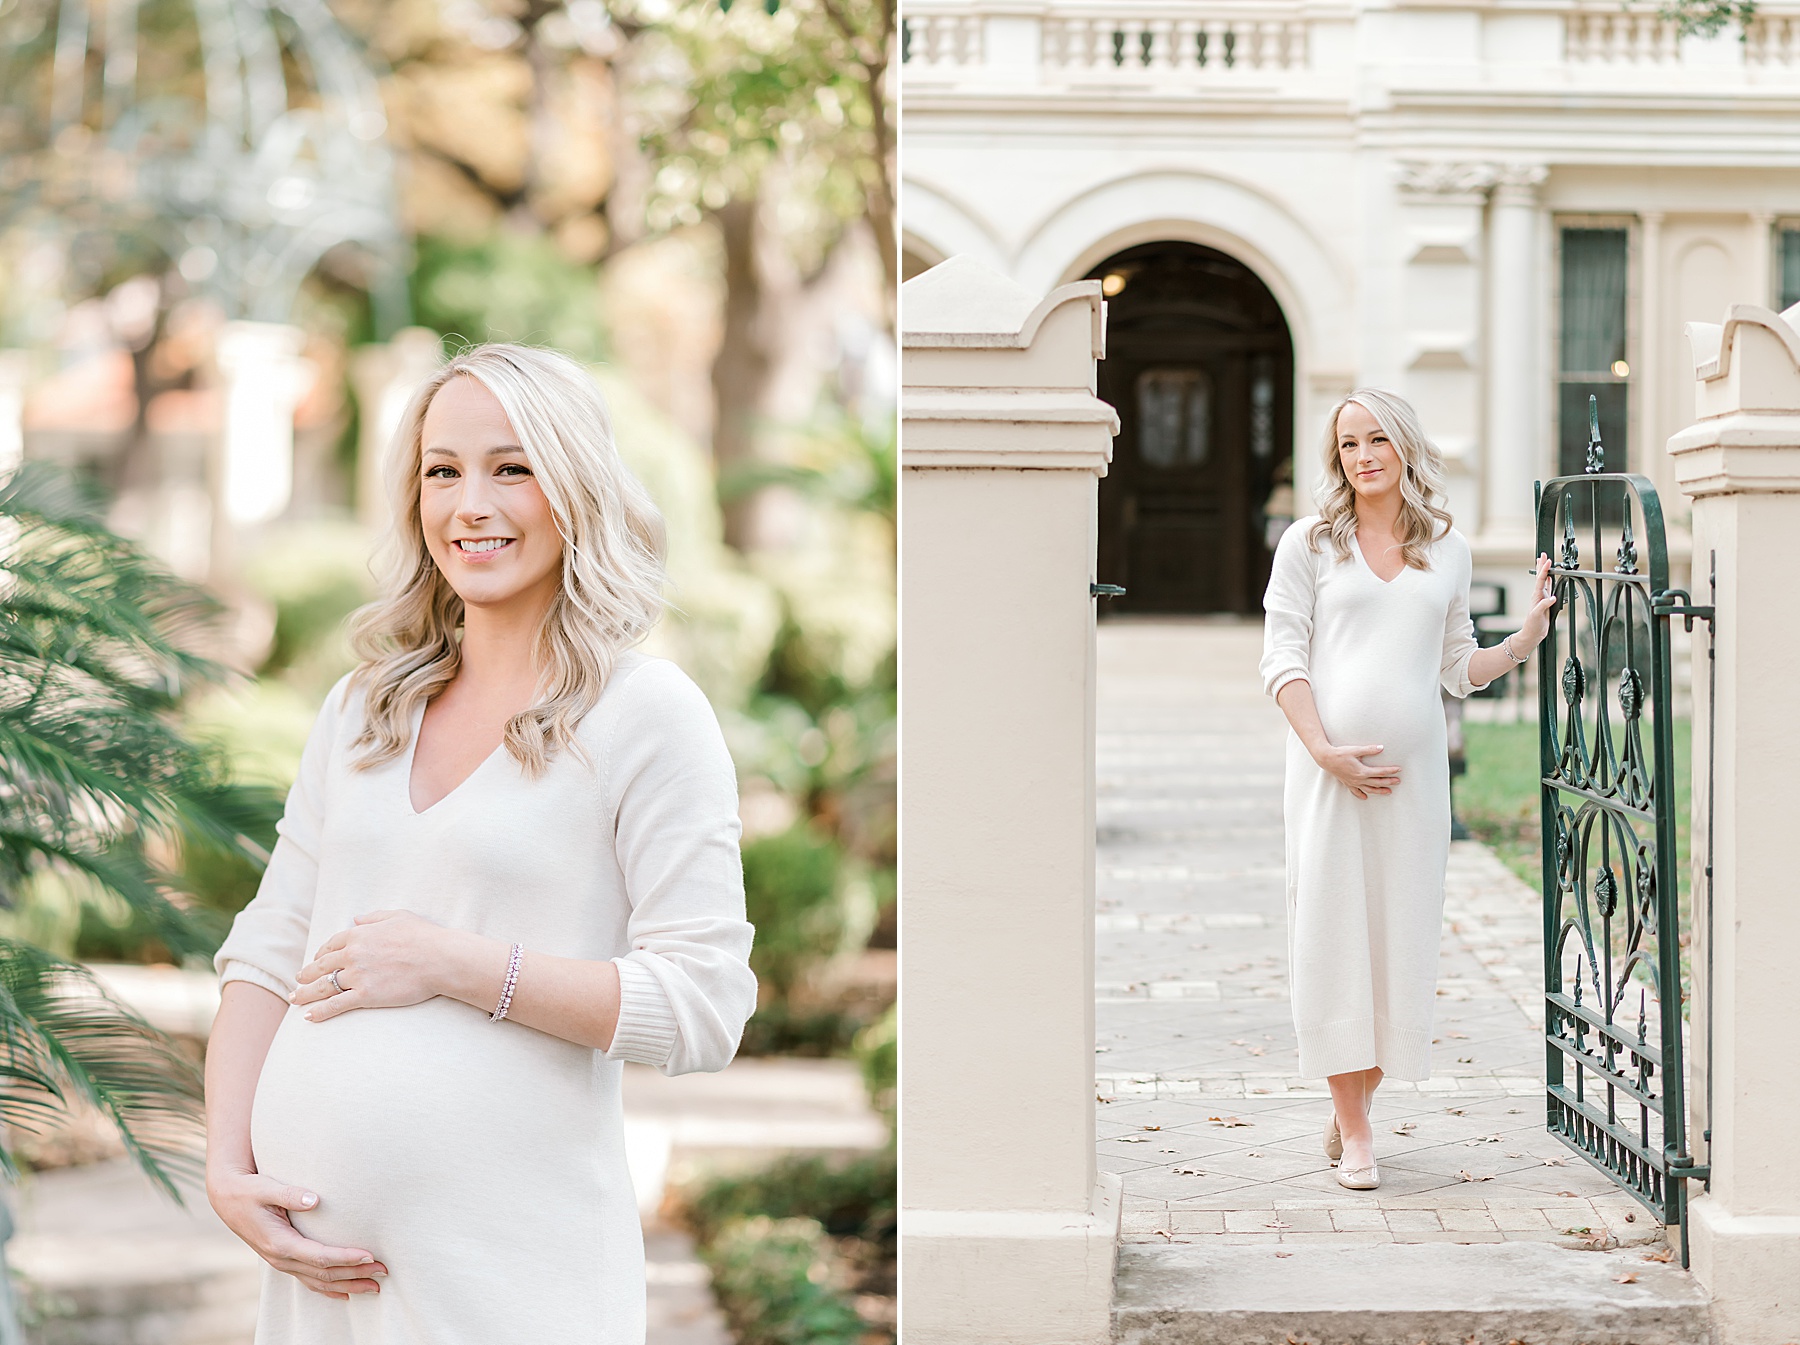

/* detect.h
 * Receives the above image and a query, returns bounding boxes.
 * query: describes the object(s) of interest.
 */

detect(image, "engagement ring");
[329,970,345,994]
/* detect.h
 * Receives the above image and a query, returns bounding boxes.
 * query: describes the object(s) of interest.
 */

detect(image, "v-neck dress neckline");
[1351,532,1406,586]
[402,699,507,817]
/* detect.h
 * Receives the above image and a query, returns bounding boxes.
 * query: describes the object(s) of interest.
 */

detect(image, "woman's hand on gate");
[207,1167,386,1298]
[1513,554,1557,650]
[1312,742,1401,800]
[291,910,455,1021]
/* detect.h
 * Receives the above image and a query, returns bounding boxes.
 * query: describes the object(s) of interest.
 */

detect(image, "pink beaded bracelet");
[491,943,523,1022]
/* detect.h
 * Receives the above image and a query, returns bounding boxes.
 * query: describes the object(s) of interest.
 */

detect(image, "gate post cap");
[903,255,1105,360]
[1684,302,1800,420]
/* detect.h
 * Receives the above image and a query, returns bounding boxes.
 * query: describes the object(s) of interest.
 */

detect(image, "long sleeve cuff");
[217,958,294,1001]
[1264,666,1308,700]
[605,955,679,1067]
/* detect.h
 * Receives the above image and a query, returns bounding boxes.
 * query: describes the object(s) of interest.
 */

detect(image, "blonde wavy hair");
[1308,388,1454,570]
[344,343,667,779]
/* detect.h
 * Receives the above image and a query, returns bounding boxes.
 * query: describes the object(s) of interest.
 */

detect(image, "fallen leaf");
[1557,1190,1580,1197]
[1642,1246,1675,1263]
[1209,1115,1253,1127]
[1505,1152,1525,1159]
[1457,1056,1475,1064]
[1117,1136,1149,1143]
[1159,1148,1177,1154]
[1250,1087,1271,1094]
[1579,1230,1614,1251]
[1624,1212,1636,1223]
[1445,1107,1467,1116]
[1246,1151,1265,1158]
[1447,1030,1470,1039]
[1173,1167,1205,1176]
[1615,1272,1639,1284]
[1230,1040,1247,1047]
[1561,1226,1592,1236]
[1455,1169,1494,1182]
[1247,1046,1266,1056]
[1264,1219,1292,1230]
[1141,1125,1162,1132]
[1274,1250,1293,1259]
[1392,1122,1417,1135]
[1542,1157,1568,1166]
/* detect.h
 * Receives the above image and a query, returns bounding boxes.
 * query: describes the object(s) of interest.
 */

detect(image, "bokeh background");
[0,0,894,1339]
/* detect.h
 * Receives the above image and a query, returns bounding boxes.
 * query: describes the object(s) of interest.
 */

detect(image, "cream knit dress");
[1259,517,1483,1082]
[212,651,758,1344]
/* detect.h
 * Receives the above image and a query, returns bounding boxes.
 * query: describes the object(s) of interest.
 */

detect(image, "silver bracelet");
[490,943,523,1022]
[1501,633,1528,665]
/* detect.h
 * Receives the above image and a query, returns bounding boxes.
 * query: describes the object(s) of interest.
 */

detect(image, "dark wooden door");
[1090,243,1292,615]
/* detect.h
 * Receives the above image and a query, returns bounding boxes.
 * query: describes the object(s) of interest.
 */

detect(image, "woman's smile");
[452,537,516,562]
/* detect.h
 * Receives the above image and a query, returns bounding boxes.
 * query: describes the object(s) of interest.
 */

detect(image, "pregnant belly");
[1311,667,1443,761]
[250,998,608,1252]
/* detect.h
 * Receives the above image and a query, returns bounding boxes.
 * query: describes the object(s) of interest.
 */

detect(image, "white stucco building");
[901,1,1800,615]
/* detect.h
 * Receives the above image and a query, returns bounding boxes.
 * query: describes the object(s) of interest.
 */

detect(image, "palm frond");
[0,459,271,1194]
[0,941,205,1198]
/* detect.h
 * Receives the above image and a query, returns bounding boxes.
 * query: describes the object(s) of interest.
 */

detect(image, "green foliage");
[0,462,282,957]
[639,0,891,265]
[854,1004,894,1127]
[741,822,843,999]
[0,458,282,1193]
[737,1002,864,1057]
[1657,0,1757,38]
[0,943,205,1198]
[410,233,606,362]
[700,1216,867,1345]
[686,1148,895,1247]
[241,519,376,696]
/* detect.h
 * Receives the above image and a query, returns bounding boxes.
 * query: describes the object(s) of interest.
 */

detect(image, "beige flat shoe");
[1324,1111,1343,1164]
[1336,1159,1380,1191]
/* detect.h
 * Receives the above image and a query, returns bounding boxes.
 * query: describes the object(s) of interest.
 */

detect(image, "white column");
[1670,302,1800,1345]
[900,256,1121,1345]
[214,321,314,527]
[350,328,444,530]
[1483,163,1549,542]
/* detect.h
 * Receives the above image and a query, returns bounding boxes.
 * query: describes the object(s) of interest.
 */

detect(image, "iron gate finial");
[1585,394,1605,474]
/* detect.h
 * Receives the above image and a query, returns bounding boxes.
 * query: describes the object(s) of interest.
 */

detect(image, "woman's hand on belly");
[292,909,461,1022]
[207,1166,387,1298]
[1310,741,1402,800]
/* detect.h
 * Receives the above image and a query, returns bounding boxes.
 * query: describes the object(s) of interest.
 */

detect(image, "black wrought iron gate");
[1535,400,1710,1263]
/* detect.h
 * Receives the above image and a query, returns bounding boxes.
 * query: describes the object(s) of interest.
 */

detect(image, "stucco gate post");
[1669,301,1800,1343]
[898,255,1122,1344]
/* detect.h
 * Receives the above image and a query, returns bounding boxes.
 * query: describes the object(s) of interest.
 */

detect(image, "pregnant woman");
[1259,389,1553,1191]
[203,343,758,1342]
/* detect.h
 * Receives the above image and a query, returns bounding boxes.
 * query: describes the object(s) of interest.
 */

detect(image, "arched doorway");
[1087,241,1294,614]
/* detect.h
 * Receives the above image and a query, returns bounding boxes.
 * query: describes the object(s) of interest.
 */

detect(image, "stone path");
[1093,618,1665,1251]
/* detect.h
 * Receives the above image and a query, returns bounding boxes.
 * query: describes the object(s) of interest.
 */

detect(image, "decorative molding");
[1492,162,1550,206]
[1396,160,1498,198]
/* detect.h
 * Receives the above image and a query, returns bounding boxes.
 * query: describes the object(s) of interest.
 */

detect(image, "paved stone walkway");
[1094,619,1664,1250]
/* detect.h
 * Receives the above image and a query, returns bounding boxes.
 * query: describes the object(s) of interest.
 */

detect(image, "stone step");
[1112,1241,1711,1345]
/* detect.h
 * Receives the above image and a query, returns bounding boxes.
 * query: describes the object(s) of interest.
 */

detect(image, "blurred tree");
[635,0,895,545]
[0,461,284,1195]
